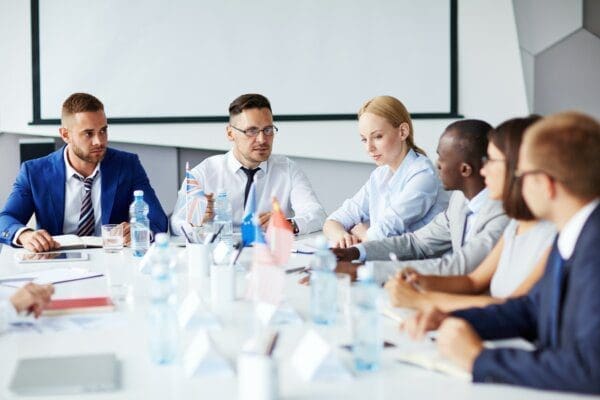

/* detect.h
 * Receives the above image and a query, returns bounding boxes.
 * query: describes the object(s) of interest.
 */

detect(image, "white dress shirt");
[328,149,448,241]
[171,151,326,235]
[463,187,490,243]
[557,199,600,259]
[12,146,102,245]
[62,146,102,236]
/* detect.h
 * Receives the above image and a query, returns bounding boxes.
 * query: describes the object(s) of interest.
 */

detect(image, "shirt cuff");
[356,243,367,262]
[12,227,31,247]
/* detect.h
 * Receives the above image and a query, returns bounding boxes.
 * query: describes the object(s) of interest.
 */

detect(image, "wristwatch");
[287,218,300,235]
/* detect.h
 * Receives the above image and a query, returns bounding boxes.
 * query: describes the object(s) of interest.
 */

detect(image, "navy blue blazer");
[0,147,168,244]
[454,204,600,394]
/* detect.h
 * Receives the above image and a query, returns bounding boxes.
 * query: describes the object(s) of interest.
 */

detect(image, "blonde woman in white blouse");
[324,96,448,248]
[385,116,556,312]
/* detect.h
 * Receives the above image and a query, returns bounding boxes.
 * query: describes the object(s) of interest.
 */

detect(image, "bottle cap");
[155,233,169,247]
[357,262,374,282]
[134,190,144,197]
[314,235,328,250]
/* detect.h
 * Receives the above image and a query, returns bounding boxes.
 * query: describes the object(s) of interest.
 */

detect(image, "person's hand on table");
[116,222,131,246]
[17,229,60,253]
[350,223,369,242]
[331,247,360,261]
[201,193,215,224]
[258,212,272,229]
[10,283,55,317]
[334,232,361,249]
[384,271,425,309]
[335,261,361,281]
[401,306,448,340]
[437,317,483,373]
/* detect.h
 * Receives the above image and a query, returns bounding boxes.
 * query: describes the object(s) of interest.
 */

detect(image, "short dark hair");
[228,94,272,118]
[61,93,104,124]
[445,119,492,169]
[489,115,541,220]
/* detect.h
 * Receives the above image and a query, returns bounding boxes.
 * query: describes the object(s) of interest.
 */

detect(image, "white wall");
[0,0,529,213]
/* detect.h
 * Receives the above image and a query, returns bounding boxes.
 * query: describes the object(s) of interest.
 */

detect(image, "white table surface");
[0,243,589,400]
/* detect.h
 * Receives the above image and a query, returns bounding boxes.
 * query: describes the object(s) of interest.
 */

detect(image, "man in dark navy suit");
[0,93,168,252]
[402,112,600,394]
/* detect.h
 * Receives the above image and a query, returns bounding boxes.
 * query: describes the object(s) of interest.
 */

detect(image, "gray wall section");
[514,0,600,119]
[535,29,600,120]
[584,0,600,38]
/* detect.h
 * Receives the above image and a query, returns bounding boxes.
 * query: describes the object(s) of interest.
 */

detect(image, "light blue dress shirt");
[328,149,448,241]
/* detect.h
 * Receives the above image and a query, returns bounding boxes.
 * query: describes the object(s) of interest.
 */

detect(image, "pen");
[210,225,224,244]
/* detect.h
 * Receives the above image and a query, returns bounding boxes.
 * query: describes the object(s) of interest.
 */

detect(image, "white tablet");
[14,251,89,264]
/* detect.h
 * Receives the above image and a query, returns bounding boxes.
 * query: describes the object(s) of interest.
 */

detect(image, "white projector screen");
[32,0,457,122]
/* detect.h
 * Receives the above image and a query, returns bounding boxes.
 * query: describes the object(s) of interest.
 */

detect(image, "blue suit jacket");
[454,205,600,394]
[0,147,168,244]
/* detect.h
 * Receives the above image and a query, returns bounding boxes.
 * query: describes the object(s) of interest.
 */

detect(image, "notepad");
[43,297,115,316]
[395,350,472,380]
[54,234,103,250]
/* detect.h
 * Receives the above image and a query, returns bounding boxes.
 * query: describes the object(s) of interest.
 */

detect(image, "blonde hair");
[358,96,426,155]
[524,111,600,200]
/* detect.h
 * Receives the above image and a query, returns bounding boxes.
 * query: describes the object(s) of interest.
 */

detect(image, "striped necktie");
[75,172,98,237]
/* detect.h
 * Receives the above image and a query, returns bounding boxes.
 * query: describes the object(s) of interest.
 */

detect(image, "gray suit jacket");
[361,190,509,284]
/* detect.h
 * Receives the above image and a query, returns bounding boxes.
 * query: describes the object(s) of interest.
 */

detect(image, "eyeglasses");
[514,169,556,181]
[481,156,506,166]
[230,125,278,137]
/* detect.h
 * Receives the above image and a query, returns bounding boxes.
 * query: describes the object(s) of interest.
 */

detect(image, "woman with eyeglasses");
[323,96,448,248]
[385,115,556,312]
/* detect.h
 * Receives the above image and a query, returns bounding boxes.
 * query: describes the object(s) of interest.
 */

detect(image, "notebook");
[43,297,115,316]
[54,234,103,250]
[9,353,121,395]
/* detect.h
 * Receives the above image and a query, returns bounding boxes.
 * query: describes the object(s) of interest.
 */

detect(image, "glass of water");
[102,224,124,253]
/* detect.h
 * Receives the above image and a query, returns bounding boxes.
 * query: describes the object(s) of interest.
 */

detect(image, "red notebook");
[43,297,115,316]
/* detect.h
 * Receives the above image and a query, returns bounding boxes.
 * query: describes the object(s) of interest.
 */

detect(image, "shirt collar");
[466,188,490,215]
[63,146,100,180]
[557,199,600,260]
[388,148,418,185]
[226,150,269,175]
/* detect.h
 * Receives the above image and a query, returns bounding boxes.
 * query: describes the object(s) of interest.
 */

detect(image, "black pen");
[210,225,224,244]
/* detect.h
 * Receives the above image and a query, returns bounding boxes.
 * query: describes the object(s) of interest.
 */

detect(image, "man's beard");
[72,144,106,164]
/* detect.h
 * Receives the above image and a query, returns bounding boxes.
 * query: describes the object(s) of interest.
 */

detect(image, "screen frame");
[29,0,461,125]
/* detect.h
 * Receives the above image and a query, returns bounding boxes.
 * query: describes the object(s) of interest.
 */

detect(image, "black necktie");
[241,167,260,207]
[74,171,98,236]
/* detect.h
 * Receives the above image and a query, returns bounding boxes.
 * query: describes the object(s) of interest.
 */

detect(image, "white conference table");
[0,242,589,400]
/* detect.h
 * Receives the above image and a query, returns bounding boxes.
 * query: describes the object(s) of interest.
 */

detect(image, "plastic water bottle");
[129,190,150,257]
[352,262,381,371]
[213,190,233,247]
[310,236,337,325]
[148,234,179,364]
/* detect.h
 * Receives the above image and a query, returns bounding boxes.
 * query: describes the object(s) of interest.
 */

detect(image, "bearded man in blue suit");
[0,93,168,252]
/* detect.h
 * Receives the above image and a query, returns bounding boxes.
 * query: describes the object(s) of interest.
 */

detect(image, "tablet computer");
[14,251,89,264]
[9,353,121,395]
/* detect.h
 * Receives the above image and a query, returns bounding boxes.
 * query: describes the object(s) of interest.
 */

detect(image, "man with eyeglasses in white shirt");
[171,93,326,235]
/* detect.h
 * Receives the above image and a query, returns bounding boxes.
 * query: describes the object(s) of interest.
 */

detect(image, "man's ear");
[58,127,70,144]
[460,162,473,177]
[543,174,558,200]
[225,125,235,142]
